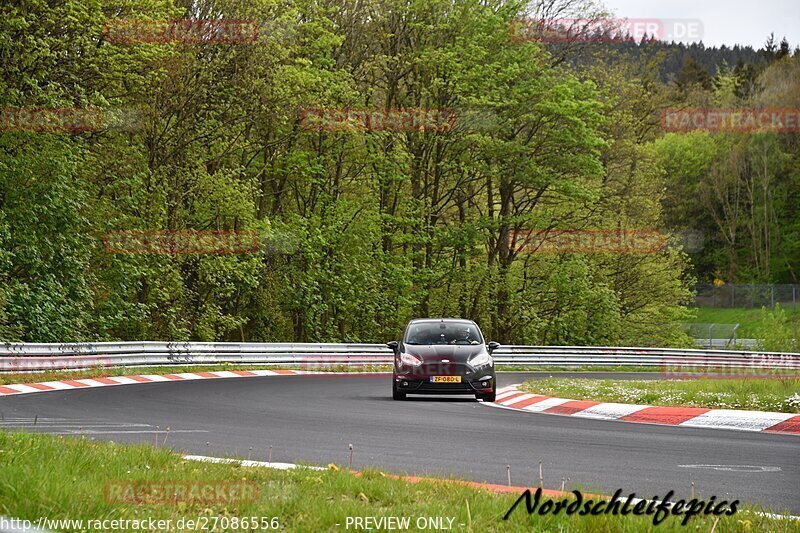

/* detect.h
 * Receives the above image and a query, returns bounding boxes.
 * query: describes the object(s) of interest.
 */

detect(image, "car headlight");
[399,352,423,367]
[468,352,493,368]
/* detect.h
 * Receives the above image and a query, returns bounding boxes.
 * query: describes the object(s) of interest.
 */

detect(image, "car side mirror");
[487,341,500,353]
[386,340,399,353]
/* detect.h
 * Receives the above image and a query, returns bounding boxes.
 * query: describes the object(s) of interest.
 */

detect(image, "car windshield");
[404,322,483,345]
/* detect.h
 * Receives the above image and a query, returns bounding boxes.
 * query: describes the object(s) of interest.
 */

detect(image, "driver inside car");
[449,326,473,344]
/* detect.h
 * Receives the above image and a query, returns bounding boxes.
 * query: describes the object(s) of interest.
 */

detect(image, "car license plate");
[431,376,461,383]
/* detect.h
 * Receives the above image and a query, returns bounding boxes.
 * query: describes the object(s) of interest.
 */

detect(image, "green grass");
[0,364,391,386]
[498,365,664,373]
[0,431,796,532]
[520,377,800,413]
[0,365,675,387]
[691,307,800,338]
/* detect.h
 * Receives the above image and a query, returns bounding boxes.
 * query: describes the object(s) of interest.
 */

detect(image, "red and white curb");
[0,369,325,397]
[489,385,800,435]
[3,374,798,435]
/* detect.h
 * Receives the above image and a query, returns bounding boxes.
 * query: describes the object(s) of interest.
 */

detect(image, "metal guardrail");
[1,342,798,372]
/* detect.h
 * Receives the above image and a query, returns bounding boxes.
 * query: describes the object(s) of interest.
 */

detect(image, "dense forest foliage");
[573,34,794,84]
[1,0,798,345]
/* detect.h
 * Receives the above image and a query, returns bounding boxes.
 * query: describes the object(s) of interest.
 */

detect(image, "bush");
[758,305,799,352]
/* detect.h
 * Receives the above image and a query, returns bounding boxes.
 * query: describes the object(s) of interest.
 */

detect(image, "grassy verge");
[520,377,800,413]
[498,365,664,373]
[691,307,800,338]
[0,431,794,532]
[0,365,674,387]
[0,364,391,386]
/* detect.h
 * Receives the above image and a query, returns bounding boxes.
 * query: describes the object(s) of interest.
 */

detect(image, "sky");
[600,0,800,48]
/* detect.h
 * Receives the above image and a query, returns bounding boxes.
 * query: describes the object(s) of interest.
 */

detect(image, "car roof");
[408,318,476,325]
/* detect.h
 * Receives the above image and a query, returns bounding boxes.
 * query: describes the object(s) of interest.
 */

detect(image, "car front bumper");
[394,371,495,395]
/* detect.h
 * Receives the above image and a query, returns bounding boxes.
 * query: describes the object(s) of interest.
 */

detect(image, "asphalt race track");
[1,372,798,514]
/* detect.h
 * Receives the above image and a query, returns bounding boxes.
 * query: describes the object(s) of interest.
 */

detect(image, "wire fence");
[694,284,800,308]
[681,323,760,349]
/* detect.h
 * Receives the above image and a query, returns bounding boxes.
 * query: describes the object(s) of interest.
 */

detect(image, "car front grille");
[416,381,475,392]
[420,362,472,376]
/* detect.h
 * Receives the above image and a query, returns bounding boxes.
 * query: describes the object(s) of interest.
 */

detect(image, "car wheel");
[477,391,496,402]
[393,383,406,401]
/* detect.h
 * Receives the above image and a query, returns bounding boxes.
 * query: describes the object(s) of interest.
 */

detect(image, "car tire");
[477,391,496,402]
[393,383,406,401]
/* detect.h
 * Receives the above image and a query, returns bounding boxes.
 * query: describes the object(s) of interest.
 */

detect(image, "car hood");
[402,343,487,362]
